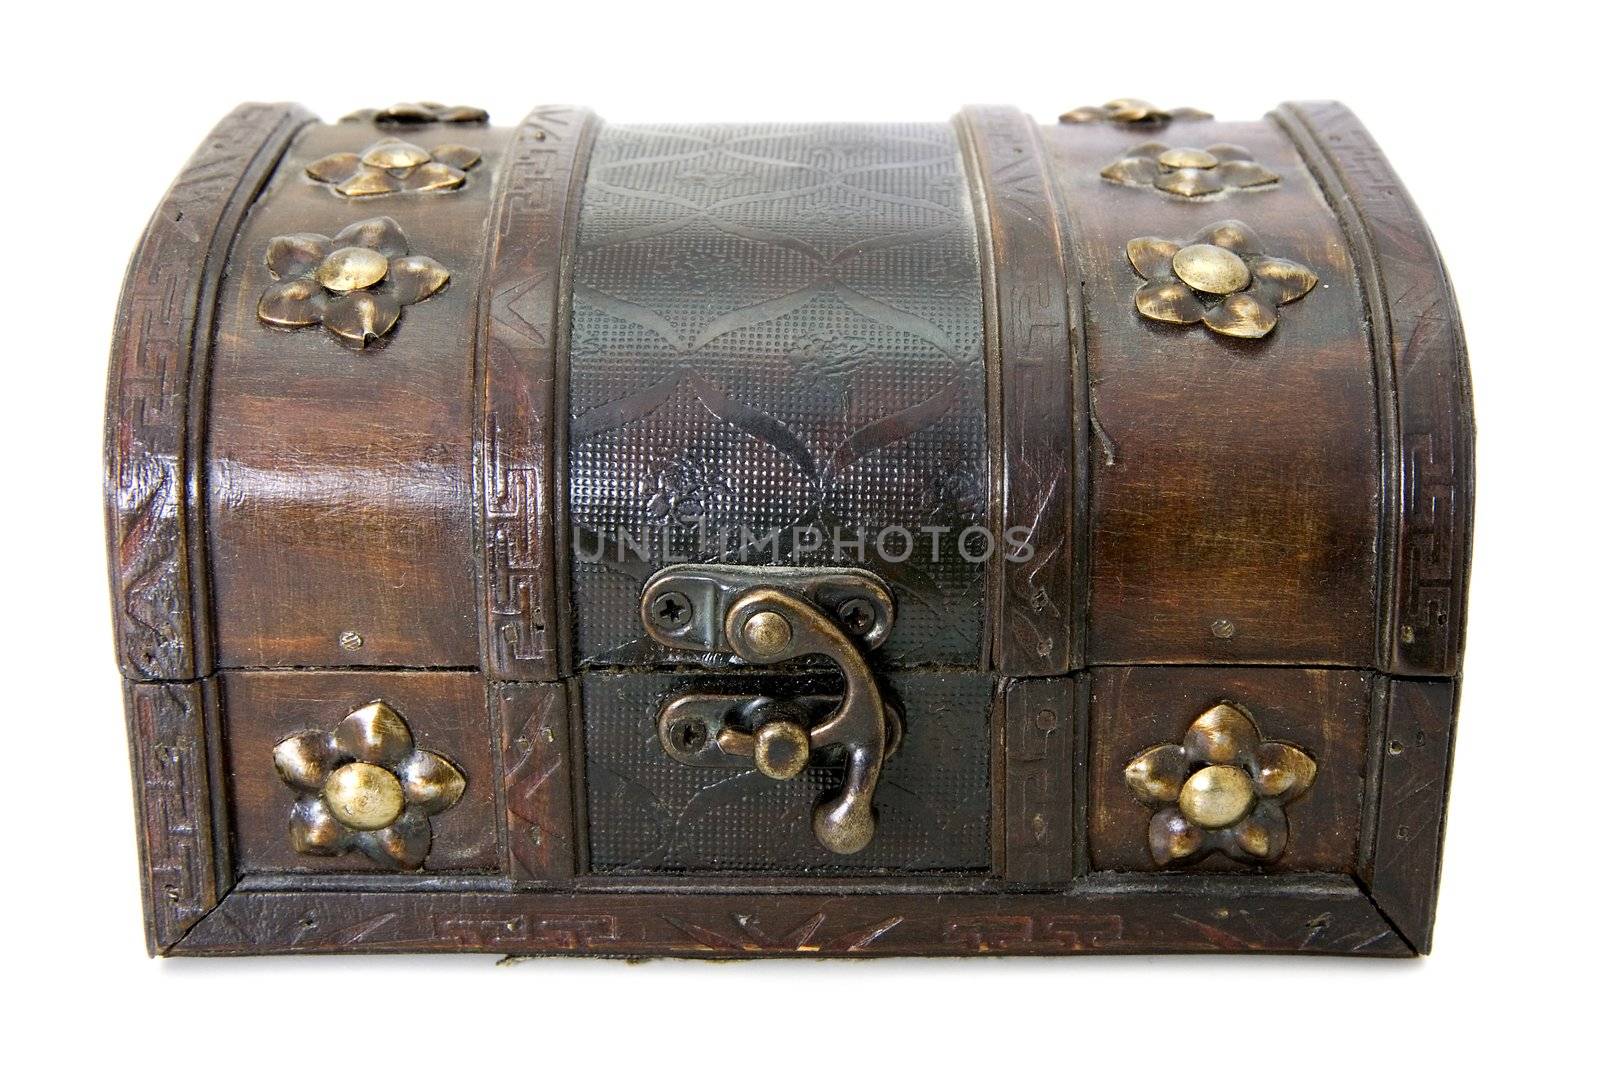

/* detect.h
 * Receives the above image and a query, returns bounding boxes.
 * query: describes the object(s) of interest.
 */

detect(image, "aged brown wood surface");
[497,680,578,880]
[1001,677,1075,886]
[956,106,1084,676]
[1364,677,1456,952]
[109,101,1469,958]
[124,680,226,952]
[205,121,512,669]
[1273,102,1474,677]
[221,671,500,874]
[1088,666,1371,873]
[1042,117,1381,666]
[479,107,599,680]
[173,875,1407,956]
[106,103,311,680]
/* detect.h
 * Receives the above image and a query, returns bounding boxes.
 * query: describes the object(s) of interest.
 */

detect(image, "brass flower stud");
[1060,98,1212,125]
[1124,702,1316,866]
[342,102,489,125]
[256,216,450,348]
[1102,141,1278,198]
[273,701,466,870]
[1127,219,1317,339]
[307,137,482,197]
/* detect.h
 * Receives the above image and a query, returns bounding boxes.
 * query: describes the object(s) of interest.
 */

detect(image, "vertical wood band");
[955,107,1082,676]
[497,680,578,881]
[479,107,601,681]
[106,103,312,681]
[1273,102,1474,676]
[124,680,225,953]
[1364,676,1456,952]
[1001,676,1075,886]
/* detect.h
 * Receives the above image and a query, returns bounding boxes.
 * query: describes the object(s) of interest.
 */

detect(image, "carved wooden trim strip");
[124,681,226,954]
[1273,102,1474,676]
[106,103,312,681]
[956,106,1081,675]
[173,877,1408,956]
[1365,676,1456,953]
[496,680,576,880]
[1002,677,1074,886]
[478,106,601,680]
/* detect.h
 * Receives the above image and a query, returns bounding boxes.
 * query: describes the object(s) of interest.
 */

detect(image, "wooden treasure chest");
[106,98,1473,957]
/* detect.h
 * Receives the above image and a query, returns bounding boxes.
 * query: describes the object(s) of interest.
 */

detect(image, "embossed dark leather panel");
[582,671,992,873]
[567,123,988,669]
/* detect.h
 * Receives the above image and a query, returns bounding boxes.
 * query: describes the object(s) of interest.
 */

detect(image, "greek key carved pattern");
[1279,103,1471,676]
[497,681,575,879]
[175,886,1408,956]
[942,914,1124,951]
[126,682,221,951]
[480,106,600,679]
[958,106,1079,675]
[107,103,308,680]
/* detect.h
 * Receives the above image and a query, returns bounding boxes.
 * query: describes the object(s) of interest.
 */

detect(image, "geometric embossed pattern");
[568,124,987,668]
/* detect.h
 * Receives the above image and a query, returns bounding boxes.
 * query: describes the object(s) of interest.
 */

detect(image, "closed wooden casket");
[106,99,1473,957]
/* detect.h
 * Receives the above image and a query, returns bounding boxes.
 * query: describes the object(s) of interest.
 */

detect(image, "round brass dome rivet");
[1178,764,1256,828]
[742,611,793,657]
[1172,243,1251,295]
[316,247,390,293]
[1159,147,1219,170]
[323,762,405,831]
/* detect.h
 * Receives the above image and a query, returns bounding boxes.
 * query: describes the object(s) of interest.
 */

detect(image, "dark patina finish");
[107,100,1471,957]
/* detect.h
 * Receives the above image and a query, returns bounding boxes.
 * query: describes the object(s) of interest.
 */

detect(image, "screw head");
[837,597,875,636]
[338,630,365,651]
[649,591,692,630]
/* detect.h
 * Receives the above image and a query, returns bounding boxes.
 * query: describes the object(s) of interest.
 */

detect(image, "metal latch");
[640,565,897,855]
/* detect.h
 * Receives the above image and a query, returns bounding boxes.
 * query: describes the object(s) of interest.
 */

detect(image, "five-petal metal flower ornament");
[1126,219,1318,339]
[341,101,489,125]
[1124,702,1317,866]
[256,216,450,348]
[273,701,466,870]
[307,137,482,198]
[1102,141,1279,198]
[1060,98,1212,125]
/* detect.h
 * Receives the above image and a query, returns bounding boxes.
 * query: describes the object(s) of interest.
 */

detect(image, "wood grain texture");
[1002,676,1074,886]
[957,107,1083,676]
[1365,676,1455,952]
[220,670,500,873]
[124,680,227,953]
[205,122,512,668]
[479,107,599,680]
[1042,116,1381,666]
[497,680,578,880]
[173,876,1408,956]
[1089,666,1371,873]
[106,103,311,680]
[1274,102,1474,677]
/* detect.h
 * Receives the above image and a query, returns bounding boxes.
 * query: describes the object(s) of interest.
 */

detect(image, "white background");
[2,1,1591,1072]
